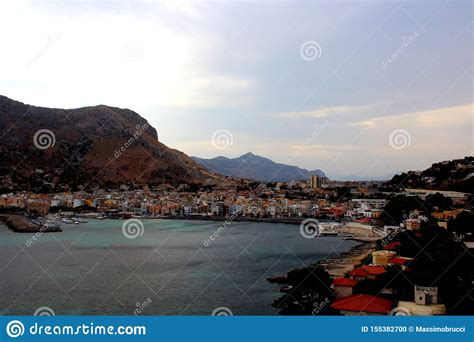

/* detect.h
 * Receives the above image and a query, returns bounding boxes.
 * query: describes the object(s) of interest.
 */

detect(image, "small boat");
[43,222,61,229]
[72,217,88,224]
[61,218,73,224]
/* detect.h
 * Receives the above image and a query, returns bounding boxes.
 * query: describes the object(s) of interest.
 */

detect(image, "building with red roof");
[348,267,369,281]
[349,265,386,281]
[330,294,394,315]
[389,256,413,270]
[332,278,358,298]
[362,265,386,278]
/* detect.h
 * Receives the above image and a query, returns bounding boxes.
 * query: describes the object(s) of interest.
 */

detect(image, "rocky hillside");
[0,95,222,191]
[192,152,325,182]
[384,156,474,193]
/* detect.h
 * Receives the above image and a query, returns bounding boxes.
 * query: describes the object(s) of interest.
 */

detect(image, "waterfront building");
[388,256,413,271]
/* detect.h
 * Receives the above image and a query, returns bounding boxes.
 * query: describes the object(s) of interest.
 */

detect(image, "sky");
[0,0,472,180]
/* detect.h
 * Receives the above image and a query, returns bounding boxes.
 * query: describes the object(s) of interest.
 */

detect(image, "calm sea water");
[0,219,357,315]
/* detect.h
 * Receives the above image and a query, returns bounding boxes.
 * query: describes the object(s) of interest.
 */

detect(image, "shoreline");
[267,239,377,314]
[148,215,351,226]
[315,241,376,278]
[151,215,312,225]
[268,240,375,284]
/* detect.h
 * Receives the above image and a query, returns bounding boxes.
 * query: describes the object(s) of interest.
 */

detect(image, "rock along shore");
[0,214,62,233]
[267,240,376,314]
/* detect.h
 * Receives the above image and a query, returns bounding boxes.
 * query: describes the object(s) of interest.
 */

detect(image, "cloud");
[350,103,473,129]
[271,104,371,119]
[0,1,253,109]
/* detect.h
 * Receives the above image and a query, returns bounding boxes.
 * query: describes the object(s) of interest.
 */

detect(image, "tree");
[448,211,474,238]
[424,192,453,212]
[380,195,421,225]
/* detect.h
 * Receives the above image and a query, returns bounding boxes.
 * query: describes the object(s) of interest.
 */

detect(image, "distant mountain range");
[192,153,325,182]
[0,95,222,191]
[384,156,473,193]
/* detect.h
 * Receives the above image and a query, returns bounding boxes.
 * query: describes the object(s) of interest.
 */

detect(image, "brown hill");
[0,95,222,191]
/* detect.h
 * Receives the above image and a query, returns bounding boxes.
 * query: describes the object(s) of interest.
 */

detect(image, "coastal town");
[1,175,469,225]
[0,172,473,316]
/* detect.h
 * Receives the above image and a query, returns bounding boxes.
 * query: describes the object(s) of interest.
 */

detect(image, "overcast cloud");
[0,0,472,180]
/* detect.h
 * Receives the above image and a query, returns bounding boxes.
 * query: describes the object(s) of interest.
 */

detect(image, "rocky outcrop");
[0,95,225,191]
[0,214,61,233]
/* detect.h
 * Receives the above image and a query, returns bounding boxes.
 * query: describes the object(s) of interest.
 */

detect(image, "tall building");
[309,176,321,189]
[310,175,327,189]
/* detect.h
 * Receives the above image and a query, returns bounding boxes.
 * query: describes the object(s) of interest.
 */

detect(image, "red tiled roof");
[362,265,386,275]
[383,242,401,250]
[355,218,371,223]
[330,294,393,314]
[333,278,358,287]
[349,268,368,277]
[389,257,411,265]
